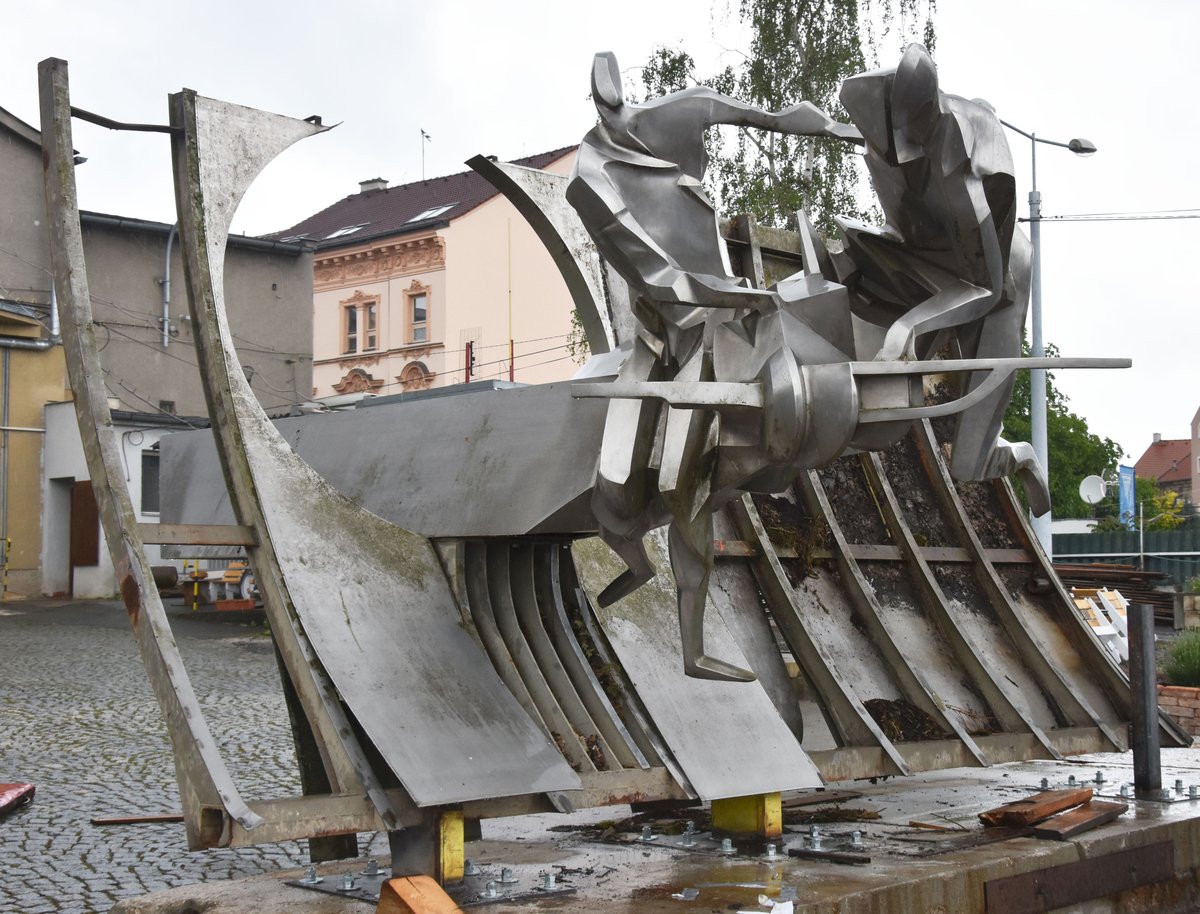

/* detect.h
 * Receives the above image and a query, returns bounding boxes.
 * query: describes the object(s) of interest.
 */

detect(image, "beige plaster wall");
[439,150,581,387]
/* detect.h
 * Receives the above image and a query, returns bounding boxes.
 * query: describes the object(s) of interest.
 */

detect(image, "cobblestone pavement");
[0,598,381,914]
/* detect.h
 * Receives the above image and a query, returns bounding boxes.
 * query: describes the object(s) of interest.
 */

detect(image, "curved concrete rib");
[39,58,262,844]
[169,90,581,809]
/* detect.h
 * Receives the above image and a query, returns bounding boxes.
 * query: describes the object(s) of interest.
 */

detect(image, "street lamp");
[1000,120,1097,554]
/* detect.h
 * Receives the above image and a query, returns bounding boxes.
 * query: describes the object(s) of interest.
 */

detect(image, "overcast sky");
[4,0,1197,478]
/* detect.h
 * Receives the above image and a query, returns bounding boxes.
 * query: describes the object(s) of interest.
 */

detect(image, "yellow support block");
[438,809,465,884]
[711,792,783,838]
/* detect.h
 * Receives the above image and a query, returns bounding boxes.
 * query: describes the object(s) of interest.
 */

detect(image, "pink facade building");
[273,147,579,399]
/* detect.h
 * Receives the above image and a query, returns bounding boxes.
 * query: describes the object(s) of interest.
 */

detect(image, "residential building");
[270,148,580,398]
[0,103,314,597]
[1134,432,1193,506]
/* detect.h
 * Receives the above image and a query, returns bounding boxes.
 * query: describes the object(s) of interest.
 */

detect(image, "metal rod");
[1128,602,1161,795]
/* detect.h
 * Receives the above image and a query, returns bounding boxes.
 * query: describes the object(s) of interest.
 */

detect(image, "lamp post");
[999,120,1096,554]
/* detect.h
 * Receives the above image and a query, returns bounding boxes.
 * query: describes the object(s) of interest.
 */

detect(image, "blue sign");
[1118,464,1136,529]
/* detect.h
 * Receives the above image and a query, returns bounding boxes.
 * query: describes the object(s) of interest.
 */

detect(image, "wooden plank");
[137,523,257,545]
[979,788,1093,827]
[1029,800,1127,840]
[781,789,863,809]
[378,875,462,914]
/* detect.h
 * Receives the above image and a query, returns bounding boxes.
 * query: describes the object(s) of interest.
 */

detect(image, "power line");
[1024,210,1200,224]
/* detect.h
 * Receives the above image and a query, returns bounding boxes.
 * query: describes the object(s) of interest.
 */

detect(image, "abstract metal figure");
[830,43,1049,514]
[570,47,1112,681]
[567,52,862,681]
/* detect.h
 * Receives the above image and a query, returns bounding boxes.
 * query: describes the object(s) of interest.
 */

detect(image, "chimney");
[359,177,388,193]
[1153,432,1162,444]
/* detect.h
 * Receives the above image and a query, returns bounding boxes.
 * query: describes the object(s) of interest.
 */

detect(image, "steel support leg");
[1129,603,1161,796]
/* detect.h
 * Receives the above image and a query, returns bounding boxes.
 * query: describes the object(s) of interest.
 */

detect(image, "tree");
[1093,478,1186,532]
[1001,341,1124,519]
[641,0,937,235]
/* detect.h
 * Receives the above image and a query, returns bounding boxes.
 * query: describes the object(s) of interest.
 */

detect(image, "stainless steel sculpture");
[42,47,1190,892]
[567,48,1113,681]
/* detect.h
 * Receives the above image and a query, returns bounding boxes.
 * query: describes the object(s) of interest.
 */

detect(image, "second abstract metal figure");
[569,45,1113,681]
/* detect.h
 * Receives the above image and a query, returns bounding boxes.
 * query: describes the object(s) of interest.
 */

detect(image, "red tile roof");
[268,145,577,249]
[1134,438,1192,484]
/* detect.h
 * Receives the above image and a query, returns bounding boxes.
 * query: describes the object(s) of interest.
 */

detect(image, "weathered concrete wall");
[80,216,313,417]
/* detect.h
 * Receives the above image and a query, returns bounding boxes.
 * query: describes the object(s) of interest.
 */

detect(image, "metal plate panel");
[159,383,606,538]
[984,840,1174,914]
[572,532,823,799]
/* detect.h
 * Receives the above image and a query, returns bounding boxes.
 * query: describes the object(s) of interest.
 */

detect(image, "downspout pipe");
[161,223,177,349]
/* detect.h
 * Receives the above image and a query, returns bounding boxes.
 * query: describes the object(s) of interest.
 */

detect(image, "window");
[342,295,379,354]
[325,223,369,240]
[405,203,456,224]
[141,451,160,514]
[411,293,427,342]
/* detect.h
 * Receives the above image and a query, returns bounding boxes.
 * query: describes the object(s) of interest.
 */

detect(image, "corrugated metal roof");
[269,145,577,249]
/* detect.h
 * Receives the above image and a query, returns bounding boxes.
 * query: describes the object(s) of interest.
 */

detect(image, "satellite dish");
[1079,475,1107,505]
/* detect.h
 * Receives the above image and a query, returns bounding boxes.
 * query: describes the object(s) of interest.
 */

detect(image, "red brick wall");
[1158,685,1200,735]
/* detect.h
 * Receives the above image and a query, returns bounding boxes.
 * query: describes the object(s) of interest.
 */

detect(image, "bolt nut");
[1191,785,1199,799]
[810,834,823,851]
[685,819,696,835]
[1095,770,1105,784]
[766,843,777,858]
[851,830,863,847]
[485,880,498,898]
[464,859,480,876]
[641,825,656,842]
[1160,788,1173,801]
[341,872,356,891]
[540,870,555,889]
[1177,779,1185,793]
[300,866,322,885]
[363,859,380,877]
[720,837,735,854]
[499,866,518,884]
[1120,784,1130,797]
[1040,777,1049,789]
[1067,774,1076,786]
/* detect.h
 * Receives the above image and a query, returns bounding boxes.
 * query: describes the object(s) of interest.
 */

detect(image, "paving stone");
[0,598,378,914]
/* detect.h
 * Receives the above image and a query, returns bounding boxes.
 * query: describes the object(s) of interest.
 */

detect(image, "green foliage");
[1184,577,1200,595]
[1091,478,1187,531]
[640,0,936,235]
[1165,631,1200,687]
[1002,340,1124,519]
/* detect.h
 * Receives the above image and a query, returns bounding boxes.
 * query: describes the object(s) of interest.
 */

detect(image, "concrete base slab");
[112,747,1200,914]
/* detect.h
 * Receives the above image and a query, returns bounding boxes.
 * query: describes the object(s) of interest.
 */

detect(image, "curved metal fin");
[38,57,263,842]
[170,90,581,809]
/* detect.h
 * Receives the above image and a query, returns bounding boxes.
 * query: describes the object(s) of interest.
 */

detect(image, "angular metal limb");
[38,57,261,846]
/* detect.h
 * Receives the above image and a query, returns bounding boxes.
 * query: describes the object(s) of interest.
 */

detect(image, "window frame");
[341,293,381,355]
[405,281,432,345]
